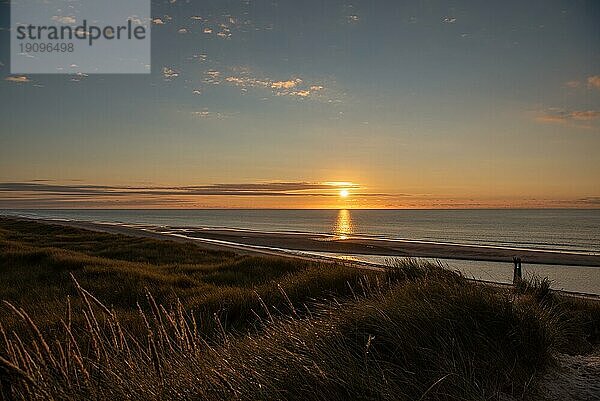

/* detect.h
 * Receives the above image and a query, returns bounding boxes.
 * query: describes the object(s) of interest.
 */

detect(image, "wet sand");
[169,228,600,266]
[7,217,600,298]
[19,217,600,267]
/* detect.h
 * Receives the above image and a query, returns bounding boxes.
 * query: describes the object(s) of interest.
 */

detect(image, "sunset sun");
[339,189,350,198]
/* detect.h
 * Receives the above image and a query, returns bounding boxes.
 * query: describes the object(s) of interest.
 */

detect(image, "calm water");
[3,209,600,294]
[3,209,599,254]
[304,252,600,295]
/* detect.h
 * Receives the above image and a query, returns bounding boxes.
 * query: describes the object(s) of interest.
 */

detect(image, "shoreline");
[4,216,600,300]
[171,227,600,266]
[7,216,600,267]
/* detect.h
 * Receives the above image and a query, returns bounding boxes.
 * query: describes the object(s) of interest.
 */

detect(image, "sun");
[339,189,350,198]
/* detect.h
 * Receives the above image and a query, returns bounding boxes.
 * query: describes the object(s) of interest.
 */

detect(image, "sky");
[0,0,599,209]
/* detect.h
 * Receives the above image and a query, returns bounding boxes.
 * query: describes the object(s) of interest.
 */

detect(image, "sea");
[2,209,599,294]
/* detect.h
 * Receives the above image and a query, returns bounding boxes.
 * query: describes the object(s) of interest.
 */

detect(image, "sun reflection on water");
[333,209,354,239]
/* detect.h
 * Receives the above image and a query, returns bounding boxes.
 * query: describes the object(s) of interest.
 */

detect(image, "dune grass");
[0,218,376,337]
[0,217,599,400]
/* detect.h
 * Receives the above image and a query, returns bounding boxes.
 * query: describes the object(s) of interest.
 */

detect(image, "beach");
[10,216,599,266]
[1,216,600,401]
[11,216,599,296]
[19,214,598,264]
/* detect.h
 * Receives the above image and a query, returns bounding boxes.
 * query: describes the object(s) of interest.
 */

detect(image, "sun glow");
[339,189,349,198]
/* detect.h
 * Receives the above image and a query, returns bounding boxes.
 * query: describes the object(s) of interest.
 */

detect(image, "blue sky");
[0,0,599,208]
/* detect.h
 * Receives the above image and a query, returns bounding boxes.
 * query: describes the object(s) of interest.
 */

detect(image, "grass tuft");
[0,218,598,400]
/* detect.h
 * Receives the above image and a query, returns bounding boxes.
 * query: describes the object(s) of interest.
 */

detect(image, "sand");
[174,228,600,266]
[8,216,600,399]
[539,348,600,400]
[20,217,600,267]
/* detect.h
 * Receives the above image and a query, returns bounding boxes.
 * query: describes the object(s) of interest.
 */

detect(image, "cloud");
[565,80,581,89]
[204,70,221,84]
[588,75,600,90]
[535,113,567,124]
[271,79,301,89]
[292,90,311,97]
[225,76,256,86]
[565,75,600,91]
[4,76,31,83]
[52,15,76,24]
[70,72,88,83]
[1,182,439,208]
[162,66,179,80]
[0,182,363,199]
[535,108,600,129]
[570,110,600,121]
[577,197,600,205]
[188,54,208,63]
[127,16,144,26]
[190,109,226,119]
[223,72,332,100]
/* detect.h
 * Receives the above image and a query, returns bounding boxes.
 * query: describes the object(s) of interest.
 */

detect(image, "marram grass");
[1,218,599,400]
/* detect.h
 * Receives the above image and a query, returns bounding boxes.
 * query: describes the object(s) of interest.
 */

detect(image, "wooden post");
[513,257,522,284]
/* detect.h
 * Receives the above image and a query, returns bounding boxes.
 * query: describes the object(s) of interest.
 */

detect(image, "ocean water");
[305,252,600,295]
[3,209,599,254]
[2,208,600,294]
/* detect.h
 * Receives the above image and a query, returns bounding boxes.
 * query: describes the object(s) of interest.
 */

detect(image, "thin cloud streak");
[0,182,411,209]
[535,108,600,128]
[0,181,369,198]
[0,184,594,209]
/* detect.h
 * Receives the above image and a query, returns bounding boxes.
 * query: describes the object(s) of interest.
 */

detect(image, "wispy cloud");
[2,182,590,209]
[535,108,600,128]
[346,15,360,24]
[204,70,221,85]
[271,79,301,90]
[190,109,227,119]
[0,182,362,196]
[577,196,600,206]
[70,72,88,83]
[223,71,332,100]
[162,67,179,81]
[588,75,600,90]
[569,111,600,121]
[564,80,581,89]
[564,75,600,91]
[5,76,31,83]
[51,15,76,24]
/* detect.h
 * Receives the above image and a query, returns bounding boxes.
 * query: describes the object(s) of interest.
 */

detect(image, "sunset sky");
[1,0,599,209]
